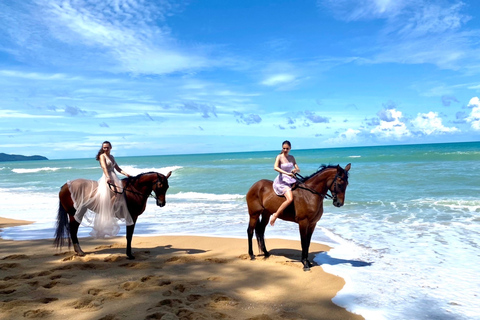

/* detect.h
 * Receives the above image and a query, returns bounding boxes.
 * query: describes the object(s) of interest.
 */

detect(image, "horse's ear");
[345,163,351,172]
[165,171,172,179]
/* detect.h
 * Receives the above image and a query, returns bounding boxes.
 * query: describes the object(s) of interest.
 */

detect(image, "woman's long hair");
[95,141,112,161]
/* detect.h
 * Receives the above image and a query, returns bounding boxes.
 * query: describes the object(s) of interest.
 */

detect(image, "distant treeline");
[0,153,48,162]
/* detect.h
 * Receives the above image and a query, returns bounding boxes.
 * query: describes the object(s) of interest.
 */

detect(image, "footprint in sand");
[0,263,20,270]
[23,309,53,318]
[36,270,53,277]
[68,296,104,310]
[120,281,139,291]
[145,312,166,320]
[36,298,58,304]
[204,258,229,264]
[1,254,29,260]
[42,281,59,289]
[87,288,102,296]
[246,315,275,320]
[155,298,183,308]
[0,289,16,295]
[208,293,239,308]
[165,256,196,264]
[103,255,124,262]
[174,284,186,293]
[98,314,119,320]
[0,282,13,290]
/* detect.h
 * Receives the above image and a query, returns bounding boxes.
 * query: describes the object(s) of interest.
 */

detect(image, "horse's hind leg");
[69,216,85,256]
[247,214,259,259]
[255,212,271,257]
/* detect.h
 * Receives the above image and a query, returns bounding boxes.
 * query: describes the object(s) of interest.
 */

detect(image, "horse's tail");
[54,201,71,249]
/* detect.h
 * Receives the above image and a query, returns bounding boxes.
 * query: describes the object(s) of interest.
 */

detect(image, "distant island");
[0,153,48,162]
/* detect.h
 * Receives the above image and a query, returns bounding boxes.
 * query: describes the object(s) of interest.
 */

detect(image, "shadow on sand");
[315,252,372,267]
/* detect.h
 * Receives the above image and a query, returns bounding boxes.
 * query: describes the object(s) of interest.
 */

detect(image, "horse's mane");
[125,171,159,184]
[299,164,348,182]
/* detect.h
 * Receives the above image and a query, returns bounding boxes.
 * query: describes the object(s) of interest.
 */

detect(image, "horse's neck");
[306,168,335,192]
[135,175,154,192]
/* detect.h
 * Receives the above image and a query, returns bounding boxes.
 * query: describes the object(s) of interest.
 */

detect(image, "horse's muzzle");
[156,199,166,207]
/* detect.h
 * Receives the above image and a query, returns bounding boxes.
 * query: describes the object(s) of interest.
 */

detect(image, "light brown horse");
[54,171,171,259]
[246,164,351,270]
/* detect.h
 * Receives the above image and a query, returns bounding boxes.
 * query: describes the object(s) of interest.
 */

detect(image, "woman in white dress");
[270,140,300,226]
[68,141,133,238]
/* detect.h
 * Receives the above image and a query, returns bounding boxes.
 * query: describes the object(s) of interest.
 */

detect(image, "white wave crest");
[124,166,182,176]
[12,167,66,174]
[169,192,244,201]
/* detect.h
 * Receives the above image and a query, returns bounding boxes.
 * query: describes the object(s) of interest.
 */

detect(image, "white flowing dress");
[67,156,133,238]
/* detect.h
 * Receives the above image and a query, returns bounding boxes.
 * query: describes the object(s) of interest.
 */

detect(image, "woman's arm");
[113,157,130,177]
[291,156,300,174]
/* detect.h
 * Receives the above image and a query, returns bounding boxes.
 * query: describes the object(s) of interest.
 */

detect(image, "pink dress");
[67,157,133,238]
[273,162,297,196]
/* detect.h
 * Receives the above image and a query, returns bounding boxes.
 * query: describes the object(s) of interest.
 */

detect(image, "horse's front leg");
[126,218,137,260]
[298,220,315,270]
[69,215,85,256]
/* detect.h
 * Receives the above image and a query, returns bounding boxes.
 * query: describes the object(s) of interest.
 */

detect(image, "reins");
[292,173,334,199]
[108,175,160,199]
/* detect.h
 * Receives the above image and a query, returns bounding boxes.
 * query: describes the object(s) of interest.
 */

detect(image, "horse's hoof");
[264,252,271,258]
[127,254,135,260]
[249,255,256,260]
[73,244,86,256]
[302,259,313,270]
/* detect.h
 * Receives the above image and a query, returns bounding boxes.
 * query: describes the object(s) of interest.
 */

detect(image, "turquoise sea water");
[1,142,479,320]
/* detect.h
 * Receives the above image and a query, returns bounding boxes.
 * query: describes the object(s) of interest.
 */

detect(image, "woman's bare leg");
[270,189,293,226]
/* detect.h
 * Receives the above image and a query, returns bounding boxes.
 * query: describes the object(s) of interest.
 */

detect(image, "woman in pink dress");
[270,140,300,226]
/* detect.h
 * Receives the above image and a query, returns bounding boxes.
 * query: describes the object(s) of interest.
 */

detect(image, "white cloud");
[411,111,459,135]
[325,128,361,145]
[321,0,407,21]
[1,0,211,75]
[0,70,75,80]
[466,97,480,130]
[340,128,361,141]
[370,108,411,139]
[261,73,297,86]
[321,0,475,71]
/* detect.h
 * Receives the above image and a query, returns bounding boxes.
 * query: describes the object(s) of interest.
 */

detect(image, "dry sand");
[0,217,363,320]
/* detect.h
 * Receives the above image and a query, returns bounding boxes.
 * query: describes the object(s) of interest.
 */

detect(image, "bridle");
[108,173,165,201]
[293,172,346,201]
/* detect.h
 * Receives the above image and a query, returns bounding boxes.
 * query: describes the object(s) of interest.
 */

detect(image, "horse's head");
[330,163,351,207]
[153,171,171,207]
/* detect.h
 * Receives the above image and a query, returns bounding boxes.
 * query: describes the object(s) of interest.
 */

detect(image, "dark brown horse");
[246,164,351,270]
[54,171,171,259]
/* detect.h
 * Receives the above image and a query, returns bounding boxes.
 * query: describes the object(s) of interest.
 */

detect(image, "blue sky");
[1,0,480,159]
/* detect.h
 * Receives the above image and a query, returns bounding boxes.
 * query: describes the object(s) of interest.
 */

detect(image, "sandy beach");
[0,217,363,320]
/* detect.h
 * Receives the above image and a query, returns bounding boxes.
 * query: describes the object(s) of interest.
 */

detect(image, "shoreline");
[0,217,34,229]
[0,217,363,320]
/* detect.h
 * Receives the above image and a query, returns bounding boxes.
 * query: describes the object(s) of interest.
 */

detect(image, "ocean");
[1,142,479,320]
